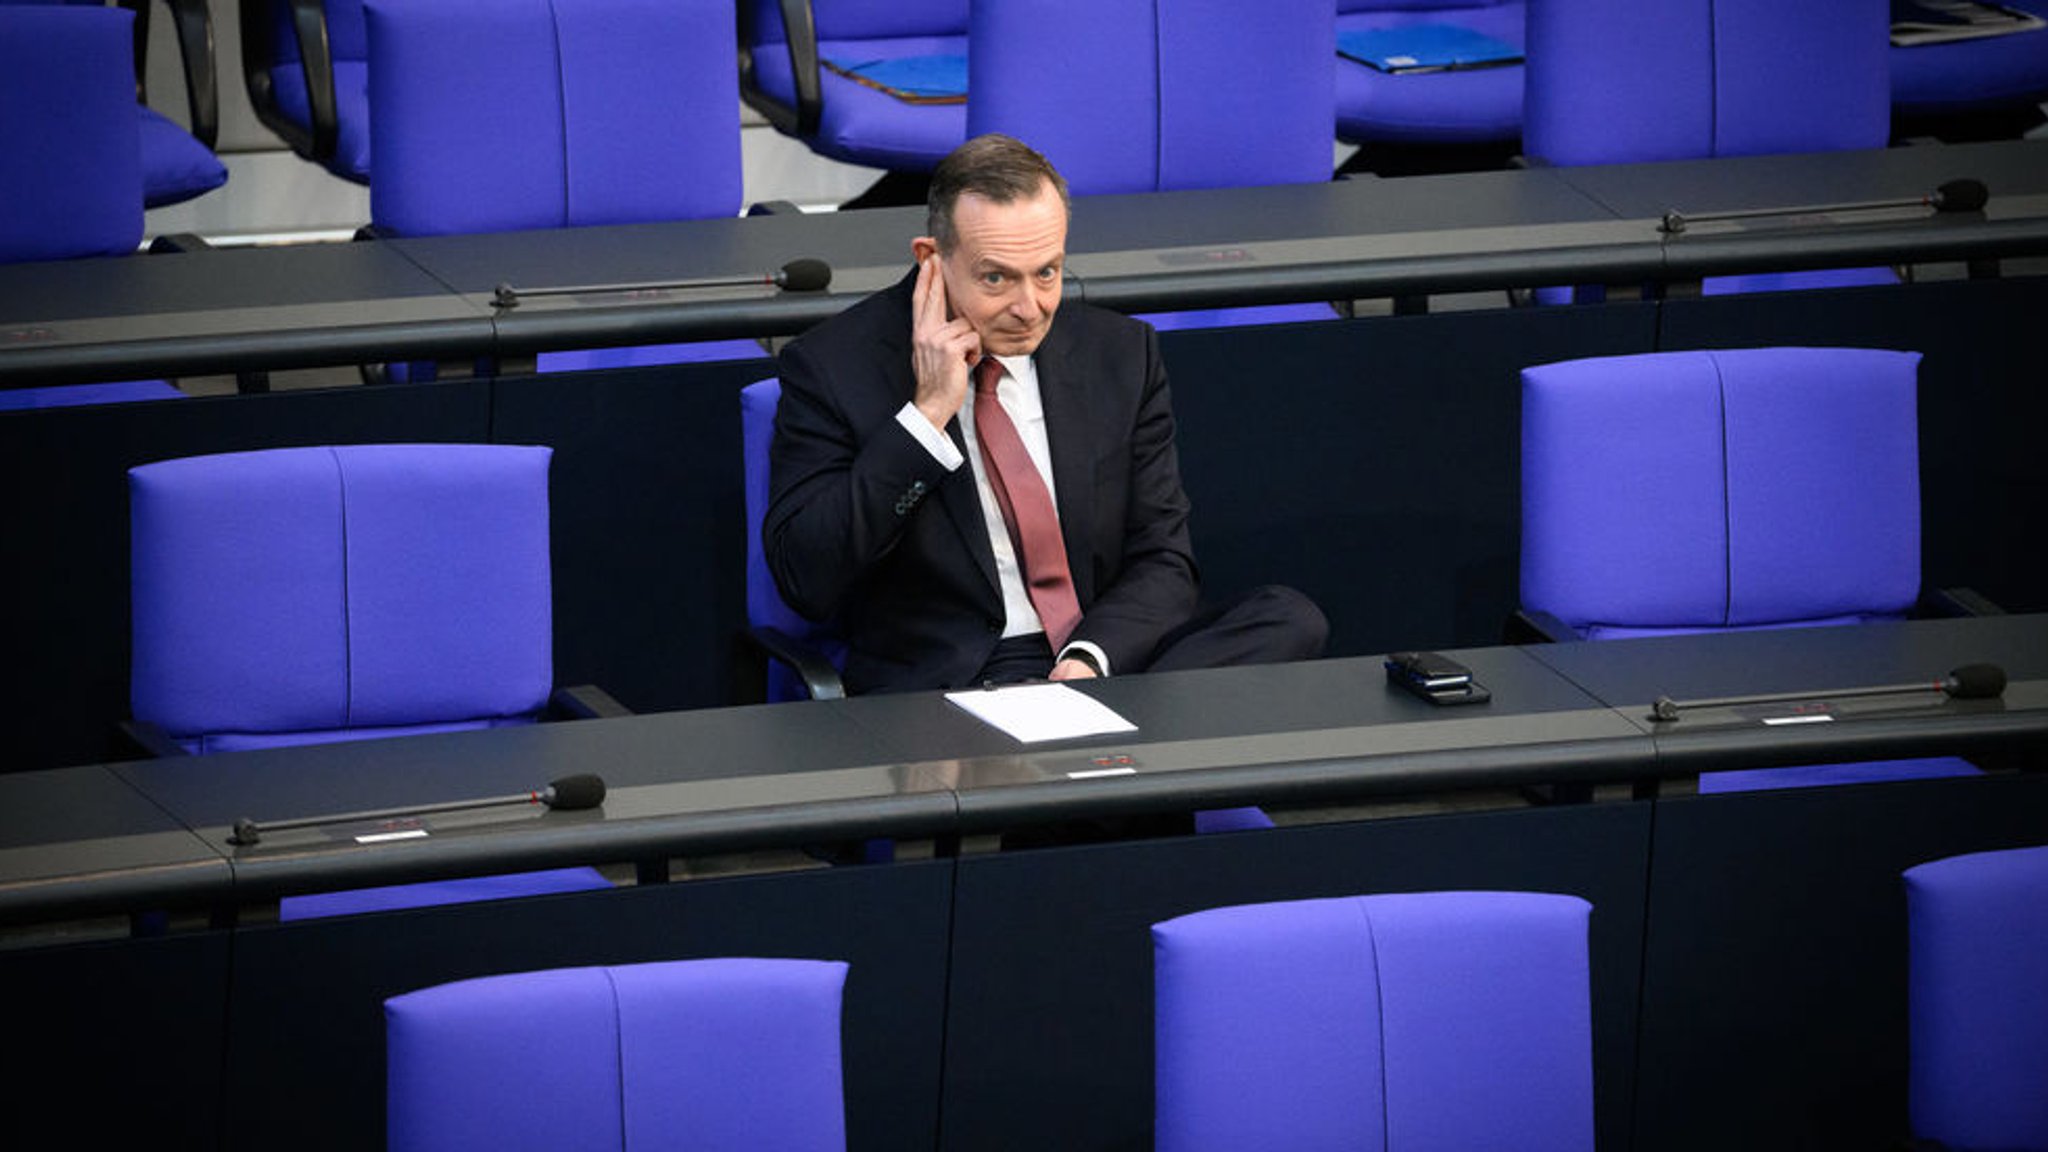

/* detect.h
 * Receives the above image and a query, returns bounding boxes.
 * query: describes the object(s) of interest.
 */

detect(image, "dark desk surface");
[5,139,2043,386]
[1525,612,2048,771]
[4,615,2041,925]
[0,240,497,387]
[0,764,231,921]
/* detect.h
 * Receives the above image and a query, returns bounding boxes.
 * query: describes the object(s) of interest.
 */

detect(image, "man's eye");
[981,271,1006,287]
[1037,267,1060,282]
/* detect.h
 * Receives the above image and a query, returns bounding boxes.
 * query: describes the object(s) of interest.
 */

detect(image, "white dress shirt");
[895,354,1110,673]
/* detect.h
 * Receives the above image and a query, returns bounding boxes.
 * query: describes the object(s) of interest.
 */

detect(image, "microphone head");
[1932,178,1989,213]
[1943,663,2007,700]
[544,773,607,811]
[776,258,832,293]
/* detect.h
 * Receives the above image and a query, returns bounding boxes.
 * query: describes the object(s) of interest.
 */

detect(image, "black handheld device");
[1385,651,1492,706]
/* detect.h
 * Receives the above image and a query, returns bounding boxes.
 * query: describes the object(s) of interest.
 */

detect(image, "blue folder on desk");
[1338,24,1522,74]
[823,54,968,103]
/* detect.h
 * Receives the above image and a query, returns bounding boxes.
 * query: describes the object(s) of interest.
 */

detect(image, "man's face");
[931,183,1067,357]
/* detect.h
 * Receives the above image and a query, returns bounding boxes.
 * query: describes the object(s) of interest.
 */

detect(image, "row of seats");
[10,0,2044,236]
[383,849,2048,1151]
[242,0,2048,191]
[17,0,2043,403]
[109,344,1991,888]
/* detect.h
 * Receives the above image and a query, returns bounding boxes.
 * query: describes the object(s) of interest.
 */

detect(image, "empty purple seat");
[387,957,850,1152]
[363,0,763,368]
[1905,843,2048,1151]
[1518,347,1984,792]
[1524,0,1897,296]
[1336,0,1525,148]
[128,443,616,917]
[1155,890,1595,1151]
[741,0,969,174]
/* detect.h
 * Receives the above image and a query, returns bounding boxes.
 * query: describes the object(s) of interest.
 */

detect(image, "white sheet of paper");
[944,682,1139,744]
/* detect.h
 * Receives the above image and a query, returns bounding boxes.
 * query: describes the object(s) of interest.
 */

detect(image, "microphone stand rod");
[1650,679,1955,722]
[230,791,549,845]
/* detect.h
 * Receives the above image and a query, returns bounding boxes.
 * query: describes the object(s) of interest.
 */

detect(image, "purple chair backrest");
[1155,891,1595,1152]
[0,5,143,263]
[365,0,742,236]
[1341,0,1513,10]
[1520,348,1924,639]
[387,957,851,1152]
[1905,844,2048,1151]
[745,0,968,45]
[968,0,1335,195]
[130,444,556,753]
[742,379,813,639]
[1523,0,1889,166]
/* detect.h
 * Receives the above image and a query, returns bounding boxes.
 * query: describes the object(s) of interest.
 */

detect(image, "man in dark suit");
[766,133,1325,694]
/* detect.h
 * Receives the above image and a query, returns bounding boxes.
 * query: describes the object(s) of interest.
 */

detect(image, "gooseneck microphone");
[227,773,607,846]
[491,257,832,308]
[1657,178,1990,235]
[1648,663,2006,722]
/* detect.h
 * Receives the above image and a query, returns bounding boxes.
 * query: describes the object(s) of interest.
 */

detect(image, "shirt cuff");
[1057,640,1110,677]
[896,402,963,470]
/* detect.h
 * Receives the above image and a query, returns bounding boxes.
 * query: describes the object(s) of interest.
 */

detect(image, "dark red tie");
[973,357,1082,648]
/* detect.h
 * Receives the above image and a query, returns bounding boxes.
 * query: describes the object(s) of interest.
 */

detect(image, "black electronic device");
[1385,650,1492,706]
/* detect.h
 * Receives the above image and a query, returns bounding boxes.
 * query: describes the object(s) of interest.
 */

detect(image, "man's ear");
[911,237,939,264]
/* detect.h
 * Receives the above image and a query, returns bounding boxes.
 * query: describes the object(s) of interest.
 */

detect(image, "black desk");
[5,617,2047,1152]
[1,614,2037,923]
[5,139,2043,386]
[0,239,497,388]
[1526,612,2048,774]
[0,764,229,921]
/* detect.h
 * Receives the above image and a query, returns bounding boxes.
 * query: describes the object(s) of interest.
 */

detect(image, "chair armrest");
[238,0,338,159]
[117,719,190,759]
[733,625,845,704]
[775,0,823,137]
[1505,607,1577,644]
[285,0,339,160]
[161,0,220,146]
[548,684,635,721]
[1919,586,2005,618]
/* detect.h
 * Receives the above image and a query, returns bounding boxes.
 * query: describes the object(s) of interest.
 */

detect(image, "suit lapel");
[877,269,1003,601]
[1034,316,1098,606]
[939,416,1002,599]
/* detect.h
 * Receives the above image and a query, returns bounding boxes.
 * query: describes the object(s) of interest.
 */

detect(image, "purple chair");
[1517,347,1986,792]
[127,444,618,918]
[741,0,969,178]
[1335,0,1525,152]
[1905,843,2048,1152]
[362,0,764,372]
[1891,0,2048,133]
[240,0,372,182]
[0,5,186,411]
[1155,890,1595,1152]
[387,957,850,1152]
[739,379,848,705]
[967,0,1340,333]
[0,0,228,208]
[1523,0,1899,297]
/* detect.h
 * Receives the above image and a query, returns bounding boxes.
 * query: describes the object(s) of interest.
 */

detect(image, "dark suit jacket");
[765,269,1200,693]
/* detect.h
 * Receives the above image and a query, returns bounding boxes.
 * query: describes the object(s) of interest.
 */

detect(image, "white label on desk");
[1761,714,1836,726]
[356,829,430,844]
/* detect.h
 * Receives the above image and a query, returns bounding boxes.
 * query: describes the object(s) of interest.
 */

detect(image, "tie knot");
[974,356,1004,397]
